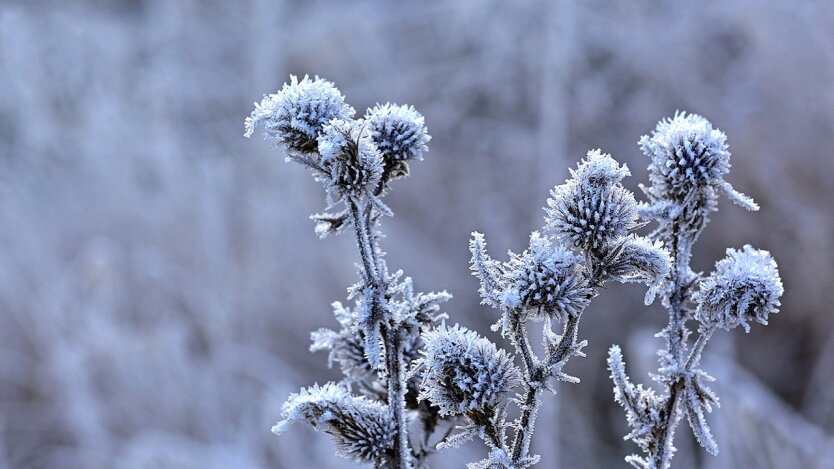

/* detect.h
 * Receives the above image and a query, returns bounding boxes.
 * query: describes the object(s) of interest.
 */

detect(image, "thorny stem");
[509,260,605,465]
[653,217,704,468]
[510,313,581,464]
[348,198,410,469]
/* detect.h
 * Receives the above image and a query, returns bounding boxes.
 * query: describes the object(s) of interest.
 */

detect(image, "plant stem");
[654,219,691,468]
[349,198,410,468]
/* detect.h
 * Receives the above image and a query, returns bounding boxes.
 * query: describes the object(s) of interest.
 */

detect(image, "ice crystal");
[545,150,639,252]
[244,75,355,153]
[418,324,521,416]
[694,245,783,332]
[272,382,395,465]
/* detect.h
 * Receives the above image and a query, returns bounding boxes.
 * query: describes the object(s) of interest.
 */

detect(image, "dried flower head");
[500,231,592,322]
[418,324,521,416]
[639,112,758,215]
[317,119,384,199]
[365,103,431,161]
[272,382,395,465]
[244,75,355,153]
[694,245,783,332]
[545,150,639,252]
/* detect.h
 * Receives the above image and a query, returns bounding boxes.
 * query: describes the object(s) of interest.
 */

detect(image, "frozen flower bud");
[694,245,783,332]
[501,231,592,322]
[317,119,384,198]
[273,382,395,465]
[365,103,431,161]
[545,150,639,252]
[639,112,758,212]
[418,325,521,416]
[245,75,355,153]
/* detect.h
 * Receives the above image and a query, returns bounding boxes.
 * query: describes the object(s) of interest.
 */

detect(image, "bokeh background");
[2,0,833,467]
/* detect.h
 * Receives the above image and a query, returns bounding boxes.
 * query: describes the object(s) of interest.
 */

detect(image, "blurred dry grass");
[1,0,833,467]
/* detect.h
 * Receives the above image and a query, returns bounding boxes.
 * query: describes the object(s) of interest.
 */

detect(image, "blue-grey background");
[1,1,833,467]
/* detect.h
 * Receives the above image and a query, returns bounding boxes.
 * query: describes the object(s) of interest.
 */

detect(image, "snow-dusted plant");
[607,112,783,468]
[433,150,670,468]
[247,76,451,468]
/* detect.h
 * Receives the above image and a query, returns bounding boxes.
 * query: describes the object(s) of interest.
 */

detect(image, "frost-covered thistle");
[546,149,639,252]
[247,76,449,468]
[417,325,521,417]
[609,113,783,469]
[317,119,384,201]
[245,75,355,153]
[273,383,396,466]
[365,103,430,162]
[421,150,668,468]
[694,245,783,333]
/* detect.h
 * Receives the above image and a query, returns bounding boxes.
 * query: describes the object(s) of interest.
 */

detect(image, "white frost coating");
[545,150,639,251]
[694,245,783,332]
[365,103,431,161]
[417,324,521,416]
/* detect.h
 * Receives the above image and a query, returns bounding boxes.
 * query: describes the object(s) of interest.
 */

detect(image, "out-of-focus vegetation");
[1,1,832,467]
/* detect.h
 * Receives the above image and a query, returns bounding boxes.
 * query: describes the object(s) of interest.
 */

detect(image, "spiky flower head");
[694,245,783,332]
[272,382,395,465]
[639,112,758,216]
[365,103,431,162]
[545,150,639,252]
[418,324,521,416]
[317,119,384,199]
[244,75,355,153]
[500,231,592,322]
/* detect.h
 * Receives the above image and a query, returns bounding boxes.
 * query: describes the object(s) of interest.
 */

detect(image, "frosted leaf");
[272,382,395,465]
[365,103,431,162]
[316,119,384,200]
[694,245,783,332]
[469,232,505,308]
[605,235,672,304]
[608,346,667,462]
[417,324,521,417]
[436,425,478,450]
[500,231,592,322]
[545,150,638,252]
[309,210,350,238]
[682,377,719,455]
[310,302,376,382]
[244,75,355,153]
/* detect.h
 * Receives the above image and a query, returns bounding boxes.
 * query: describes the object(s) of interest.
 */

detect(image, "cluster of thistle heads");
[245,75,430,212]
[246,75,783,468]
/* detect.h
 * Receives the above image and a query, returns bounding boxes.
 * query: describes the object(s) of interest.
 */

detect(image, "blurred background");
[1,0,833,467]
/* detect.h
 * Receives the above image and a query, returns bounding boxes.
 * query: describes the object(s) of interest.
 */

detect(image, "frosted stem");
[349,198,410,468]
